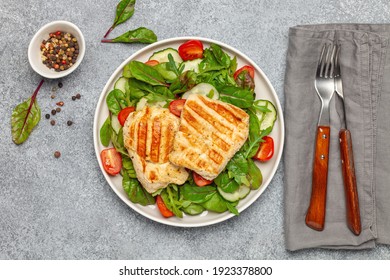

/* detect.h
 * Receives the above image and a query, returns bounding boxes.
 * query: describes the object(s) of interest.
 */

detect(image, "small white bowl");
[28,20,85,79]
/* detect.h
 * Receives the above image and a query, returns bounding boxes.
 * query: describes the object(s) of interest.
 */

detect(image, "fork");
[334,45,362,235]
[305,44,336,231]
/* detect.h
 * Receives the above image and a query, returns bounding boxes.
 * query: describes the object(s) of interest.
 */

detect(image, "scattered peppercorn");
[76,93,81,99]
[56,101,64,106]
[56,107,61,113]
[67,120,73,126]
[50,120,56,126]
[40,31,79,72]
[45,114,50,119]
[54,151,61,158]
[58,82,63,88]
[51,95,56,99]
[51,109,56,115]
[71,96,76,101]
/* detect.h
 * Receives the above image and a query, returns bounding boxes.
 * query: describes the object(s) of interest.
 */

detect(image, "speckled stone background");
[1,0,390,260]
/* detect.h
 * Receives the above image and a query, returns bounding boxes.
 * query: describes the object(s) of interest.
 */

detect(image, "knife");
[334,45,362,236]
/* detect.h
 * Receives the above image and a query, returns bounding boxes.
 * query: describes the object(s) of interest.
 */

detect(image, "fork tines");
[317,44,337,78]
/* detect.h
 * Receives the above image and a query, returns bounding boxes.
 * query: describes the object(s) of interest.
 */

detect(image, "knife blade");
[334,45,362,236]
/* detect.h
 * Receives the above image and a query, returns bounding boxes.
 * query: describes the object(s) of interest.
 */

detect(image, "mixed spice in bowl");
[28,20,85,79]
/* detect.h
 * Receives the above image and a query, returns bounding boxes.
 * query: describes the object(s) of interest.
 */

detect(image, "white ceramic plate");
[93,37,284,227]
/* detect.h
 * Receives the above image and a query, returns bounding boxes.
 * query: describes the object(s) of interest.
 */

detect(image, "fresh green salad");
[99,39,277,218]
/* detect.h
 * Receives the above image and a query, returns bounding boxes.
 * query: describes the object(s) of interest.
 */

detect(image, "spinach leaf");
[126,61,168,87]
[201,193,228,213]
[11,80,43,145]
[123,172,155,206]
[182,203,205,216]
[128,78,174,103]
[210,43,231,68]
[225,201,239,216]
[102,27,157,44]
[104,0,136,38]
[247,159,262,190]
[214,171,240,193]
[106,89,129,115]
[182,183,216,203]
[218,86,254,108]
[100,116,112,147]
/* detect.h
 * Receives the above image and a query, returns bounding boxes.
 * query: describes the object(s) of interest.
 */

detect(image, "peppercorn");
[56,107,61,113]
[67,120,73,126]
[50,120,56,126]
[40,31,79,72]
[58,82,63,88]
[54,151,61,158]
[45,114,50,119]
[51,109,56,115]
[76,93,81,99]
[72,96,76,101]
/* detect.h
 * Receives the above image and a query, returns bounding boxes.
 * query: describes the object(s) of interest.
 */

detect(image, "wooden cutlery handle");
[306,126,330,231]
[339,129,361,235]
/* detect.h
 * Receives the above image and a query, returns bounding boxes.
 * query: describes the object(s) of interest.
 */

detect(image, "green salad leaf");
[126,61,169,87]
[123,172,155,206]
[100,116,112,147]
[11,80,44,145]
[103,27,157,44]
[218,86,254,108]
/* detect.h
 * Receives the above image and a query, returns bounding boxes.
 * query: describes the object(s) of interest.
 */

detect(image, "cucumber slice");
[114,77,128,94]
[136,97,167,111]
[111,114,121,134]
[255,100,277,131]
[217,185,251,202]
[149,48,183,63]
[180,58,202,73]
[182,83,219,100]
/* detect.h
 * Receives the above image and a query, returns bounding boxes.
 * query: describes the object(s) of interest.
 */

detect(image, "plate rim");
[93,36,285,227]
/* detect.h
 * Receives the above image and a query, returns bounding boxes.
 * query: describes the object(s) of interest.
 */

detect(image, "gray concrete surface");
[1,0,390,259]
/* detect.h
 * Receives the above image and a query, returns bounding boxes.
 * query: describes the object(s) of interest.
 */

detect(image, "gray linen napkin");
[284,24,390,250]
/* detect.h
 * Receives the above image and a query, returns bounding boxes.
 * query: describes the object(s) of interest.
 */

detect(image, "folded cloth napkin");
[284,24,390,250]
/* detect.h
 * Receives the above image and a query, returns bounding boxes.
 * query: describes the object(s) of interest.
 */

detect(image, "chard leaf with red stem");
[11,79,44,144]
[104,0,136,38]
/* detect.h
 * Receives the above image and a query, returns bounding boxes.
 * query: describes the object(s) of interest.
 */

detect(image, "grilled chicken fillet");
[169,94,250,180]
[123,106,189,193]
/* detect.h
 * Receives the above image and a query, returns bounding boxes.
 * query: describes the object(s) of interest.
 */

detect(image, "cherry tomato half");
[145,60,159,66]
[118,107,135,126]
[169,99,186,117]
[156,195,174,218]
[193,172,213,187]
[100,148,122,176]
[178,40,204,61]
[233,65,255,80]
[253,136,274,162]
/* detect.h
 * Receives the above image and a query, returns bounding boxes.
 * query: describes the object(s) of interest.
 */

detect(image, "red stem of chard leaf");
[103,26,114,38]
[23,79,44,126]
[101,39,113,43]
